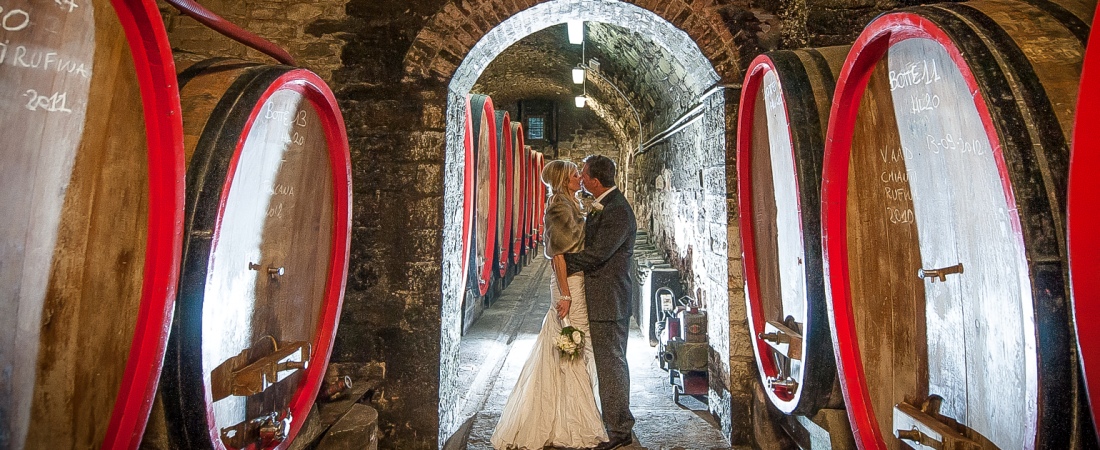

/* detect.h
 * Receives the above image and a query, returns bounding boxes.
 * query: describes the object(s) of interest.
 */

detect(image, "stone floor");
[451,258,734,450]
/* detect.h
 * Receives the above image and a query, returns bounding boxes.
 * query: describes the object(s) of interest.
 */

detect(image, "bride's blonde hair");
[541,160,577,196]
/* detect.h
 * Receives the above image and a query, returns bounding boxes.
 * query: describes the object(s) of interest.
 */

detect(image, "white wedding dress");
[490,272,608,449]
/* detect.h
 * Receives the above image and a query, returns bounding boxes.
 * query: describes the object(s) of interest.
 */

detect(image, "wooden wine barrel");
[523,147,536,251]
[0,1,184,449]
[528,149,540,249]
[1069,2,1100,437]
[495,111,513,277]
[468,94,498,296]
[737,46,848,416]
[534,150,547,244]
[159,59,351,450]
[511,123,526,265]
[460,96,476,288]
[821,1,1093,448]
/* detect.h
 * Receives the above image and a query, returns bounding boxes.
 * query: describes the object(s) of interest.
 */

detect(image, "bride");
[490,160,608,449]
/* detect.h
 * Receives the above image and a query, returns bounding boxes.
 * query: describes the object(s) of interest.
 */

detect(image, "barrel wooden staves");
[524,147,537,251]
[495,111,513,277]
[467,94,498,296]
[510,122,526,265]
[1069,1,1100,437]
[157,58,351,450]
[0,1,184,448]
[737,46,848,416]
[821,1,1094,448]
[535,152,546,244]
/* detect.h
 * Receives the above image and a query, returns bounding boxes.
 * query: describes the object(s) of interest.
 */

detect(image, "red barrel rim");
[202,69,351,450]
[1069,2,1100,437]
[460,96,475,289]
[736,54,793,405]
[528,149,539,249]
[469,95,499,295]
[101,1,185,448]
[511,123,526,263]
[496,111,513,277]
[821,12,1026,449]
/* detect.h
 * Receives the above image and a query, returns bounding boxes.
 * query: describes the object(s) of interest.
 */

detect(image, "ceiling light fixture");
[567,20,583,45]
[572,66,585,84]
[575,95,587,108]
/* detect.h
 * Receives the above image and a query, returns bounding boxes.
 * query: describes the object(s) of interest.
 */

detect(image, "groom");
[565,155,637,449]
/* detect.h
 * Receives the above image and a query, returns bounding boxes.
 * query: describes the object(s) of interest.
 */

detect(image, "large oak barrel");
[468,94,498,296]
[510,123,526,265]
[524,147,537,251]
[0,1,184,448]
[821,1,1093,448]
[460,96,476,291]
[159,59,351,450]
[534,152,546,244]
[1069,1,1100,437]
[495,111,513,277]
[737,46,848,415]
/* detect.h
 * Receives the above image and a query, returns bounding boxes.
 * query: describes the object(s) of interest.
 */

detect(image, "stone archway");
[414,0,755,445]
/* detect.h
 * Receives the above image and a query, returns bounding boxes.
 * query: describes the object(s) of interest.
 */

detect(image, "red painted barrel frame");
[511,123,526,264]
[104,1,185,448]
[468,95,499,295]
[736,54,805,411]
[181,69,350,450]
[1069,2,1100,437]
[821,13,1038,449]
[461,97,475,291]
[496,112,513,277]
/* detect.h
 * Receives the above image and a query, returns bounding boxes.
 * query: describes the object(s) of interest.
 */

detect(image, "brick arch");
[404,0,744,87]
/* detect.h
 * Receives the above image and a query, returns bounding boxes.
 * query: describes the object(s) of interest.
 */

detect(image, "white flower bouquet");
[555,319,585,361]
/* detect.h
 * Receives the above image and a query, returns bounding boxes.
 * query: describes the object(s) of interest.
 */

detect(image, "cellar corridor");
[448,259,734,450]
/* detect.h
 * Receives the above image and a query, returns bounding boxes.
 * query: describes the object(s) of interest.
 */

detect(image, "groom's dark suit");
[565,187,636,442]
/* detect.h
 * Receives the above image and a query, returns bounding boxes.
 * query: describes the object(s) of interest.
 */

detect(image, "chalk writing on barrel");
[910,93,940,114]
[267,202,284,219]
[264,102,308,127]
[53,0,79,13]
[0,43,92,78]
[24,89,72,113]
[926,134,987,156]
[270,184,295,196]
[764,79,783,109]
[889,59,942,91]
[0,7,29,31]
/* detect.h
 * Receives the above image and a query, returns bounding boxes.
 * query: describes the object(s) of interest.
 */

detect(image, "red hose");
[163,0,297,66]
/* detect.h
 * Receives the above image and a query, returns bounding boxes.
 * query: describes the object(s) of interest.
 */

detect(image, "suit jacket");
[565,188,637,321]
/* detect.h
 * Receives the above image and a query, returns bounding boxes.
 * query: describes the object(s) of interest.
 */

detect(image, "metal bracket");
[220,410,290,449]
[758,320,803,360]
[918,263,963,283]
[893,396,981,450]
[211,340,311,401]
[249,261,285,278]
[767,376,799,395]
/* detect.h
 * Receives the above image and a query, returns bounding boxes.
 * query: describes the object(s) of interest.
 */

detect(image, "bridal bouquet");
[556,321,585,361]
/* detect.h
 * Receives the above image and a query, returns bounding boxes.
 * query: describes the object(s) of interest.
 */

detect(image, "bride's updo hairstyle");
[541,160,578,196]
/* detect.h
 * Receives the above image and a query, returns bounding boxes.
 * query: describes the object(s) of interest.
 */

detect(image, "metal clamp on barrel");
[758,320,803,360]
[893,395,981,450]
[211,339,311,401]
[220,410,290,449]
[918,263,964,283]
